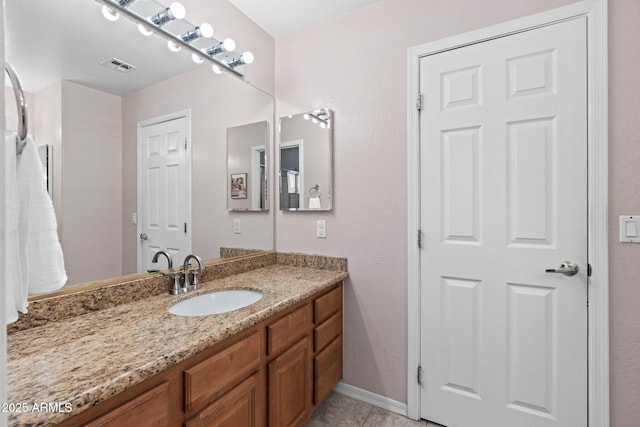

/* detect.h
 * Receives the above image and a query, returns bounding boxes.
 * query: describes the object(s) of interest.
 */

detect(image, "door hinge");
[417,365,423,385]
[184,222,188,234]
[417,229,423,249]
[587,263,592,277]
[416,92,423,111]
[184,138,187,150]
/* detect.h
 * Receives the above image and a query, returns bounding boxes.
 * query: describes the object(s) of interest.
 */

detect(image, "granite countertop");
[7,264,347,426]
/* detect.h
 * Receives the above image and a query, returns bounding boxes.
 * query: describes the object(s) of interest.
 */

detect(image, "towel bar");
[5,63,28,155]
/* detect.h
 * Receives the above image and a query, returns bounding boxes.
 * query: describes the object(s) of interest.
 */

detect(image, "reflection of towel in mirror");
[4,132,25,323]
[16,137,67,297]
[309,197,321,210]
[287,172,297,193]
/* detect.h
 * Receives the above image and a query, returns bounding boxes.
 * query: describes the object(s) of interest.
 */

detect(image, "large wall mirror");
[279,109,333,211]
[5,0,274,295]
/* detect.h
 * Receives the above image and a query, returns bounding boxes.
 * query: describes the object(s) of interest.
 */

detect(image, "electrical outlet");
[234,218,241,234]
[316,220,327,238]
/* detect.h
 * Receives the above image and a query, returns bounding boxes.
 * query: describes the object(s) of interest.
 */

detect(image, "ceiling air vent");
[100,57,137,73]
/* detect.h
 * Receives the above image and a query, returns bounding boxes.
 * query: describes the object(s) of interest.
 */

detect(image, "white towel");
[16,136,67,296]
[4,133,24,323]
[309,196,321,210]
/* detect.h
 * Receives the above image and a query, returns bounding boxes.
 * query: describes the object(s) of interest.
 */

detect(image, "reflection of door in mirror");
[138,113,192,273]
[280,140,304,210]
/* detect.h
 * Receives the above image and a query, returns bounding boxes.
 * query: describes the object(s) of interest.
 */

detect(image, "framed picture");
[230,173,248,199]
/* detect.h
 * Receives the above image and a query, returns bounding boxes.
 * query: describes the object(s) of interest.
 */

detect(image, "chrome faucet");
[150,250,173,270]
[149,250,184,295]
[182,254,204,292]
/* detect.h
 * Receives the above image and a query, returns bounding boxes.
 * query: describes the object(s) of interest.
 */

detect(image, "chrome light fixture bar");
[95,0,249,78]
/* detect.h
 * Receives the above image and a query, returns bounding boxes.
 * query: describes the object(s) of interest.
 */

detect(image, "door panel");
[420,17,587,427]
[139,116,190,272]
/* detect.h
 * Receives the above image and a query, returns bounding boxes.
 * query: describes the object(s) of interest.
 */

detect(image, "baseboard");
[333,381,407,416]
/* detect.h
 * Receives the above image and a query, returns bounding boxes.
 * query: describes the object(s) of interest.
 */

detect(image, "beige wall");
[608,0,640,425]
[60,81,123,285]
[275,0,579,407]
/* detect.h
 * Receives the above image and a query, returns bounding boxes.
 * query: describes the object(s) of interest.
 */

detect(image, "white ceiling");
[228,0,382,38]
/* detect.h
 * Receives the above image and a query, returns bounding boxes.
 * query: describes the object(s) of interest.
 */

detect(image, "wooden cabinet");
[64,282,343,427]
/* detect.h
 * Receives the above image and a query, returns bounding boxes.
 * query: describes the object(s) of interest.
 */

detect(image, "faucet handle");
[190,270,202,290]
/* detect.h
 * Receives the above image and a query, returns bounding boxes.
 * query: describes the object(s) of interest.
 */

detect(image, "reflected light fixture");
[212,64,223,74]
[151,2,186,26]
[138,23,153,36]
[101,0,139,22]
[205,38,236,56]
[192,53,205,64]
[167,41,182,52]
[226,51,254,69]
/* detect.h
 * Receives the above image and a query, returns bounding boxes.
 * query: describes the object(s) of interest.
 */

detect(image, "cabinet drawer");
[185,373,259,427]
[86,382,169,427]
[185,332,260,412]
[314,285,342,324]
[314,336,343,405]
[267,304,312,356]
[314,310,342,352]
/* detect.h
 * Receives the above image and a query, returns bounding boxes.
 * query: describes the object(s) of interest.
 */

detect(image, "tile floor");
[305,391,443,427]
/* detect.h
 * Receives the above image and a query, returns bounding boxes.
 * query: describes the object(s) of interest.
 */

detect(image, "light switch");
[132,212,137,225]
[234,218,241,234]
[619,215,640,243]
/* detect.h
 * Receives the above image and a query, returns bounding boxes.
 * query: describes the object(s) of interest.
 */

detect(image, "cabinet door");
[85,382,169,427]
[314,336,342,405]
[185,374,260,427]
[268,337,312,427]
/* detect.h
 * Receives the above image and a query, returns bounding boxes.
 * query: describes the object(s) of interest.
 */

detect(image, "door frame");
[406,1,608,425]
[136,109,193,272]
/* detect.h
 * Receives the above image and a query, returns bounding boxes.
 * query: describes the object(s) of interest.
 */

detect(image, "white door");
[420,18,587,427]
[138,116,191,272]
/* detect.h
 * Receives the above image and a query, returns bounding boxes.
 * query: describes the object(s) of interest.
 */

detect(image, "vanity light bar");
[95,0,251,78]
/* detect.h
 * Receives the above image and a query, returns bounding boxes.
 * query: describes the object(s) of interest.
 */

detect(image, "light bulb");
[192,53,204,64]
[212,64,223,74]
[169,2,186,19]
[312,118,318,124]
[138,24,153,36]
[223,38,236,52]
[199,23,214,38]
[168,41,181,52]
[320,122,327,129]
[303,114,310,120]
[241,51,254,64]
[101,6,120,22]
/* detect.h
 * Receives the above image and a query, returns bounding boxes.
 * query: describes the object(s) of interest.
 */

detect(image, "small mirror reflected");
[279,109,333,211]
[227,121,269,211]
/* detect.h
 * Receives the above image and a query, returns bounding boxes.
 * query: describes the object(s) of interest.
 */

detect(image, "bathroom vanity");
[6,252,347,426]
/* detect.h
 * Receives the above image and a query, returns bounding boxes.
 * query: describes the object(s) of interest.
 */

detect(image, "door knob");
[140,233,148,241]
[545,261,579,276]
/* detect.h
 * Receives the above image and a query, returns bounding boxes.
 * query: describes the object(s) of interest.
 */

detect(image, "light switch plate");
[619,215,640,243]
[316,220,327,238]
[234,218,241,234]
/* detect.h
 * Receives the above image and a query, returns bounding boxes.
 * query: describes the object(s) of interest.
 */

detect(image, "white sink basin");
[169,290,263,316]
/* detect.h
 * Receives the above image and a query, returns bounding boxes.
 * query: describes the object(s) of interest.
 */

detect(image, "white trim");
[334,381,407,416]
[406,1,608,425]
[136,109,193,272]
[250,144,266,210]
[279,139,304,210]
